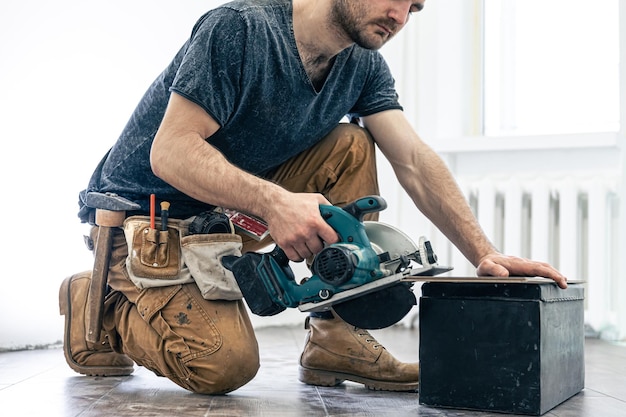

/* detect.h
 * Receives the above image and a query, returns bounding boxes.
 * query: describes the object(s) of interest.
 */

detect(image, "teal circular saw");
[222,196,452,329]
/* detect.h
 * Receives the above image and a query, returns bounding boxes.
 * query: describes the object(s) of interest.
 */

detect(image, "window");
[483,0,620,136]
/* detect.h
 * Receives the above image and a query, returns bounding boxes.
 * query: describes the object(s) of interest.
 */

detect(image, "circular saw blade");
[364,221,420,258]
[332,283,416,329]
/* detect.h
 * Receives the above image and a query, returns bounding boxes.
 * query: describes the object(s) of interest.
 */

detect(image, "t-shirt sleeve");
[169,9,246,126]
[348,52,403,118]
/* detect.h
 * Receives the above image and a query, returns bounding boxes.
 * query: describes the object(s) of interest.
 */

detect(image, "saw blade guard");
[364,221,438,273]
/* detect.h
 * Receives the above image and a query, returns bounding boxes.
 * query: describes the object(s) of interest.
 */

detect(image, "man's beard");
[330,0,395,50]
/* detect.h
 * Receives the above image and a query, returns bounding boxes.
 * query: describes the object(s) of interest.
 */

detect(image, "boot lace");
[354,326,381,349]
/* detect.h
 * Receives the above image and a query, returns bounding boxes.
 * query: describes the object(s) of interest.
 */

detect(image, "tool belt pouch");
[123,216,192,289]
[123,216,243,300]
[180,233,243,300]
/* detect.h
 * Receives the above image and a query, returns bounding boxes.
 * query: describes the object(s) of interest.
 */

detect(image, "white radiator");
[449,176,620,336]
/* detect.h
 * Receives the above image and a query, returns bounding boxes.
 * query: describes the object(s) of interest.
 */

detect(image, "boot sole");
[59,276,134,377]
[298,366,419,392]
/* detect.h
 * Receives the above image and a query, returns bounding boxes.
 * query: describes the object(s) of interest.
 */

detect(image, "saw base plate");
[297,264,453,314]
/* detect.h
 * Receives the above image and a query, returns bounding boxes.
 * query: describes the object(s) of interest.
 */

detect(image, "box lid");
[421,282,584,301]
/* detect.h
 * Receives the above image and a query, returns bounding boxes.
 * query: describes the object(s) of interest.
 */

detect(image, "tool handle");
[339,195,387,221]
[87,209,126,344]
[318,196,386,247]
[86,225,114,344]
[160,201,170,231]
[269,245,290,267]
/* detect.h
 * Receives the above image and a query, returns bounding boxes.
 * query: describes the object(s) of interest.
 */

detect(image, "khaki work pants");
[100,123,380,394]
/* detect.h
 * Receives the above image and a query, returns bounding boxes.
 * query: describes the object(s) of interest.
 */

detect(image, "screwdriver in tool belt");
[160,201,170,231]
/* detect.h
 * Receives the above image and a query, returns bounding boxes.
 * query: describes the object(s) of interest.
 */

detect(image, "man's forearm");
[151,132,285,220]
[363,110,498,267]
[397,148,498,267]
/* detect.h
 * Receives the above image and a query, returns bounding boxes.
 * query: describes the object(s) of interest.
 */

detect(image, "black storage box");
[418,281,585,415]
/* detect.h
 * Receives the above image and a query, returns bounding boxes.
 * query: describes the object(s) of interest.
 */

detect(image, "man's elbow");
[149,142,169,181]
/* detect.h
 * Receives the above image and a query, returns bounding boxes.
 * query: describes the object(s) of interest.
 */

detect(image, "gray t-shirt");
[79,0,402,220]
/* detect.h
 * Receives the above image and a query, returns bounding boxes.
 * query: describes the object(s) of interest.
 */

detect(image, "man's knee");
[325,123,375,156]
[322,123,380,210]
[166,291,261,394]
[181,336,260,395]
[111,284,260,395]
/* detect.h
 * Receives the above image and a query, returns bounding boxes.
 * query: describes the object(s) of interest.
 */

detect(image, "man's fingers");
[477,256,568,289]
[507,259,569,289]
[282,235,327,262]
[281,246,302,263]
[476,259,510,277]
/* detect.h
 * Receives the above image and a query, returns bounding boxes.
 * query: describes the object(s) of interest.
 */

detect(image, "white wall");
[0,0,228,349]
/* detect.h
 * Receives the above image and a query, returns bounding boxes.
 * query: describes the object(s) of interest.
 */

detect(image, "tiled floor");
[1,325,625,417]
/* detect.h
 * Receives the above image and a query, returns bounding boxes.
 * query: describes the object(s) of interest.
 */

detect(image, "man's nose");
[387,2,411,26]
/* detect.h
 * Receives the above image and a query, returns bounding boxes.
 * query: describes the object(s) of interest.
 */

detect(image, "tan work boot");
[298,315,419,391]
[59,271,134,376]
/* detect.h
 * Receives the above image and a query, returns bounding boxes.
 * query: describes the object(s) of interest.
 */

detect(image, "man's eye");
[409,4,423,14]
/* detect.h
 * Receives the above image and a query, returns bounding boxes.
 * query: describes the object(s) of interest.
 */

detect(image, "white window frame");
[382,0,623,151]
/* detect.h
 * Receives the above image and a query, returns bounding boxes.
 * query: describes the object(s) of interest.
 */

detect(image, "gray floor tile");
[0,326,625,417]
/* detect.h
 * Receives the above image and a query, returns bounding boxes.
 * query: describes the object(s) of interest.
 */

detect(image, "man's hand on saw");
[263,193,339,262]
[476,253,568,289]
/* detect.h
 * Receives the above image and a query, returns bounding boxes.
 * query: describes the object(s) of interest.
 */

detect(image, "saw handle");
[269,245,290,267]
[318,195,387,248]
[328,195,387,222]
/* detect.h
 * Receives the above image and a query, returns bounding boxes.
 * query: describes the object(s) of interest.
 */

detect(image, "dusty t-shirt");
[79,0,402,220]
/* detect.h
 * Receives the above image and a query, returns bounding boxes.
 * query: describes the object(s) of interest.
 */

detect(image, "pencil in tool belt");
[150,194,156,229]
[160,201,170,231]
